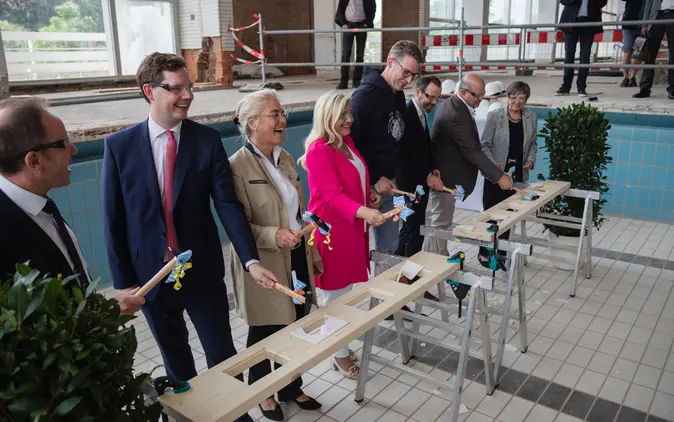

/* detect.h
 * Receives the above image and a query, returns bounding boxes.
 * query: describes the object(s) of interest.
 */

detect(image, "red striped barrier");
[422,30,624,47]
[227,14,265,60]
[421,65,622,71]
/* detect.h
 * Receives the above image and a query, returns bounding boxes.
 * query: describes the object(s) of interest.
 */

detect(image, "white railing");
[2,31,111,81]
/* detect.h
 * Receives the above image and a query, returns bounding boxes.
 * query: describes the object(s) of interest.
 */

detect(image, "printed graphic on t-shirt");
[388,110,405,142]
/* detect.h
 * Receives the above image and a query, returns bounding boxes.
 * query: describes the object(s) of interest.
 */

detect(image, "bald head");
[458,74,486,108]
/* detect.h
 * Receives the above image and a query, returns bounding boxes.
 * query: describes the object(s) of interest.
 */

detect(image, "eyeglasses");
[258,110,289,121]
[422,90,439,102]
[339,110,354,120]
[464,89,485,99]
[15,139,68,159]
[149,82,194,95]
[393,58,418,81]
[508,95,528,103]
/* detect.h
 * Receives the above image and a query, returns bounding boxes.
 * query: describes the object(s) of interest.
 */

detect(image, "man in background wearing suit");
[633,0,674,99]
[334,0,376,90]
[423,74,513,257]
[101,53,277,422]
[0,98,143,316]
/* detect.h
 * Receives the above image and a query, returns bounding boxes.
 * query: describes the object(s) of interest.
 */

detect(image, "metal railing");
[253,13,674,83]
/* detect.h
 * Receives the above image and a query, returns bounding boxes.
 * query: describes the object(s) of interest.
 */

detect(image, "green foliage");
[538,103,613,237]
[0,0,102,32]
[0,263,162,422]
[39,1,97,33]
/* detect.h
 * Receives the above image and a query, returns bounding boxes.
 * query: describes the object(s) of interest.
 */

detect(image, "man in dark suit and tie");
[101,53,277,422]
[395,76,444,258]
[0,98,143,316]
[424,74,513,256]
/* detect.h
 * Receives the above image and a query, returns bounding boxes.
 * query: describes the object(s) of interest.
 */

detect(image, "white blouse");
[346,144,367,232]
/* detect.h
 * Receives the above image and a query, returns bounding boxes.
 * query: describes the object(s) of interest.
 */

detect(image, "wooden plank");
[453,180,571,242]
[159,251,460,422]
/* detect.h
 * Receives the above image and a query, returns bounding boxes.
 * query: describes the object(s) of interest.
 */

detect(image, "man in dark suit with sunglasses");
[0,98,144,316]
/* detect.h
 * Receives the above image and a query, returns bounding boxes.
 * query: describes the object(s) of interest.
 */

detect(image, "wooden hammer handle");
[442,186,456,194]
[273,282,306,304]
[135,257,177,297]
[391,189,415,198]
[382,206,404,220]
[512,186,529,196]
[293,223,316,238]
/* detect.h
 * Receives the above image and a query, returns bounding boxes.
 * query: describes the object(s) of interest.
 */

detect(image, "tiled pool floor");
[105,211,674,422]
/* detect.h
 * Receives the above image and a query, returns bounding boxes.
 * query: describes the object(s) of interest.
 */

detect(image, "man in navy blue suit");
[101,53,277,422]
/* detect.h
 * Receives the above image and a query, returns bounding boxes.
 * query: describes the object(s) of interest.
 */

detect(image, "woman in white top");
[229,89,323,421]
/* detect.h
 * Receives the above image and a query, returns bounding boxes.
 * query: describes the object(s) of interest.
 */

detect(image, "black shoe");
[555,87,570,96]
[352,80,361,88]
[629,77,638,87]
[620,78,630,88]
[258,401,284,421]
[578,88,587,97]
[337,82,348,90]
[633,89,650,98]
[235,413,255,422]
[669,92,674,100]
[282,395,322,411]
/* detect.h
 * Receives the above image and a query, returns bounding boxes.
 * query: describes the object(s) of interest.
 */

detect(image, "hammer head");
[414,185,425,203]
[302,211,331,235]
[537,173,546,182]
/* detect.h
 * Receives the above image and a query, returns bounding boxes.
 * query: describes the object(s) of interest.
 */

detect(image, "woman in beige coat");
[229,89,323,421]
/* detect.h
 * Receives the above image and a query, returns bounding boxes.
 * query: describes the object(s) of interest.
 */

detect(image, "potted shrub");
[0,264,162,421]
[538,103,612,270]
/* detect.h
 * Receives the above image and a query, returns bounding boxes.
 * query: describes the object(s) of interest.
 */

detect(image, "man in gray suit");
[423,74,513,256]
[633,0,674,99]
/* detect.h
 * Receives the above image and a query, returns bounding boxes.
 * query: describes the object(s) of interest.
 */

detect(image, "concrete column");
[0,31,8,100]
[462,0,490,62]
[314,0,341,79]
[177,0,235,86]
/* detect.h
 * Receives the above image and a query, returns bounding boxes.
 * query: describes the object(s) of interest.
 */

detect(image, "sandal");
[332,357,360,379]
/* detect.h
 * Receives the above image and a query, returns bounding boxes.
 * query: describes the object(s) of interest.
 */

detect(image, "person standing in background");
[349,40,424,254]
[335,0,376,90]
[632,0,674,99]
[619,0,644,88]
[556,0,608,97]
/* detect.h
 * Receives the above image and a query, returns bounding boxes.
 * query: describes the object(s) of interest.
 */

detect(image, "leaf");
[44,278,63,316]
[2,307,17,327]
[53,396,82,415]
[9,282,29,323]
[75,299,87,316]
[24,288,46,320]
[85,277,100,299]
[43,353,56,369]
[72,287,84,303]
[118,314,135,326]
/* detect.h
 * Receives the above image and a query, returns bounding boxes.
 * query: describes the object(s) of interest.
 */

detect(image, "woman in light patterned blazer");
[478,81,538,266]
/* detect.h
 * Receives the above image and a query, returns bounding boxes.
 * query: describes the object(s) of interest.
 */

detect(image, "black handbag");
[633,36,650,61]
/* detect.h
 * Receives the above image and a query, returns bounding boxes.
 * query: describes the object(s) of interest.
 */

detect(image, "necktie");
[42,198,89,288]
[163,130,179,254]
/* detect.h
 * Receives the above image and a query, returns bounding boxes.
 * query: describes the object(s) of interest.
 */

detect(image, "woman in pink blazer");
[298,91,386,379]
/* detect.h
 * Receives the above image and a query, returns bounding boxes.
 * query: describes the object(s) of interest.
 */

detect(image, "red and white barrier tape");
[229,53,262,65]
[228,27,265,60]
[421,64,622,71]
[422,30,625,47]
[227,14,260,32]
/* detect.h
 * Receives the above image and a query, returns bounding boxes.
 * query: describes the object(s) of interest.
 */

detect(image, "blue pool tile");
[88,210,104,239]
[96,159,103,176]
[666,168,674,191]
[637,188,650,209]
[625,186,638,208]
[609,126,634,141]
[624,208,636,218]
[84,180,101,211]
[668,146,674,167]
[662,213,674,224]
[653,168,666,190]
[662,192,674,214]
[97,265,111,283]
[639,167,653,187]
[627,165,641,186]
[630,143,643,164]
[615,164,628,185]
[93,238,108,266]
[636,209,648,219]
[613,113,637,126]
[605,163,616,183]
[633,127,659,143]
[613,185,626,206]
[618,141,632,163]
[52,187,71,215]
[79,242,94,270]
[72,213,90,243]
[611,206,624,216]
[649,190,663,211]
[641,143,655,165]
[656,145,669,166]
[70,161,98,183]
[650,114,674,129]
[648,211,661,221]
[658,128,674,144]
[636,114,651,127]
[69,183,86,214]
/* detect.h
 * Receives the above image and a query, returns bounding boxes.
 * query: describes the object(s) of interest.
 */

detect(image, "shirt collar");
[412,98,425,119]
[0,175,47,216]
[247,140,281,166]
[148,114,182,139]
[458,94,476,115]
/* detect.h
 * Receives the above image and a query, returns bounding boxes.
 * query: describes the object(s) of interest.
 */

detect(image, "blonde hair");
[233,88,281,137]
[298,91,351,169]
